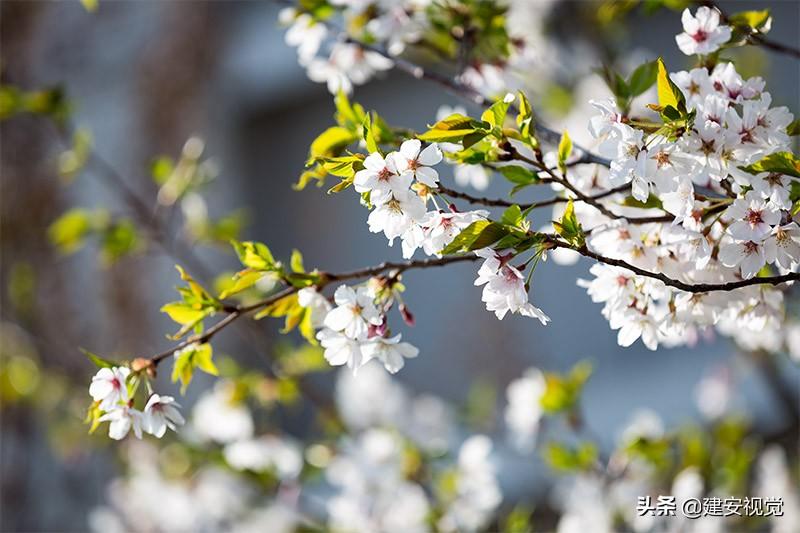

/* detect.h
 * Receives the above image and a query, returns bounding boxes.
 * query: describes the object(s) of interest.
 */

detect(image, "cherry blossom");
[675,7,731,56]
[323,285,382,340]
[89,366,130,411]
[361,334,419,374]
[143,394,185,438]
[99,405,144,441]
[393,139,443,188]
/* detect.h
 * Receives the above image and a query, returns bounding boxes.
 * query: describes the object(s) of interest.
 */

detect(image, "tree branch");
[283,3,612,168]
[148,255,478,365]
[701,0,800,60]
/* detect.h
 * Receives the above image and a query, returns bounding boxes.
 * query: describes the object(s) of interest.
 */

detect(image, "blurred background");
[1,0,798,531]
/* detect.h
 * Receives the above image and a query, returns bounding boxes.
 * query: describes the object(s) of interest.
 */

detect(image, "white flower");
[192,382,254,444]
[89,366,130,411]
[306,42,392,95]
[393,139,442,187]
[610,309,659,350]
[671,68,713,109]
[418,209,488,257]
[725,191,781,242]
[143,394,185,438]
[354,152,410,197]
[99,406,144,440]
[297,287,333,329]
[588,98,623,141]
[473,250,550,324]
[718,239,767,279]
[284,13,327,66]
[323,285,382,339]
[318,328,365,372]
[675,7,731,56]
[504,368,545,449]
[361,334,419,374]
[223,437,302,479]
[367,189,426,243]
[606,124,649,200]
[765,224,800,269]
[694,368,730,420]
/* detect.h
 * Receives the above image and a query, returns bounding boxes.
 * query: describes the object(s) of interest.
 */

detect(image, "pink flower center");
[378,167,393,181]
[691,29,708,43]
[743,241,759,255]
[745,209,763,226]
[110,377,121,390]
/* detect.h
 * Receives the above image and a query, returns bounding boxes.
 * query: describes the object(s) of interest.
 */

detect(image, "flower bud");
[400,304,415,326]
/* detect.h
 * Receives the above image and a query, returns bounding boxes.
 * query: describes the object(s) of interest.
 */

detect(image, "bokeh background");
[1,0,798,530]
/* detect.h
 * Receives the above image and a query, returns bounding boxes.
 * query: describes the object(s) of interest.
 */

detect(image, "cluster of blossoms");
[279,0,429,95]
[300,283,420,375]
[90,363,800,533]
[279,0,565,97]
[563,8,797,350]
[88,366,184,440]
[353,135,550,325]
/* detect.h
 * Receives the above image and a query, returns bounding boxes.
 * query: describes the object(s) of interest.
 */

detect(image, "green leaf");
[254,293,301,320]
[418,114,487,144]
[516,91,538,148]
[621,194,664,210]
[85,402,103,434]
[232,240,277,271]
[557,131,572,173]
[552,199,585,248]
[80,0,99,12]
[219,269,266,299]
[627,59,658,97]
[309,126,357,161]
[48,209,94,254]
[290,249,305,273]
[440,220,510,255]
[172,343,217,394]
[656,57,683,111]
[99,219,139,265]
[160,302,207,326]
[787,119,800,136]
[481,93,514,128]
[500,205,523,227]
[742,152,800,178]
[544,441,598,472]
[540,360,592,414]
[81,349,116,369]
[728,9,771,32]
[334,90,367,130]
[362,113,379,154]
[499,165,538,185]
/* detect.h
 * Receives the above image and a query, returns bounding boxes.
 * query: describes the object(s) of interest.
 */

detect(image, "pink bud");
[400,304,415,326]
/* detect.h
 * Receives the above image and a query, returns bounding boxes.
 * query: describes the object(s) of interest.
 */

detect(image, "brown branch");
[700,0,800,60]
[297,13,613,168]
[437,183,632,210]
[148,255,479,365]
[551,239,800,293]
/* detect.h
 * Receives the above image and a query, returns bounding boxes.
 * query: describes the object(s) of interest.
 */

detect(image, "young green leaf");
[557,131,572,173]
[81,348,116,369]
[440,220,510,255]
[742,152,800,178]
[172,343,217,394]
[627,59,658,97]
[499,165,539,185]
[552,199,585,247]
[656,57,679,110]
